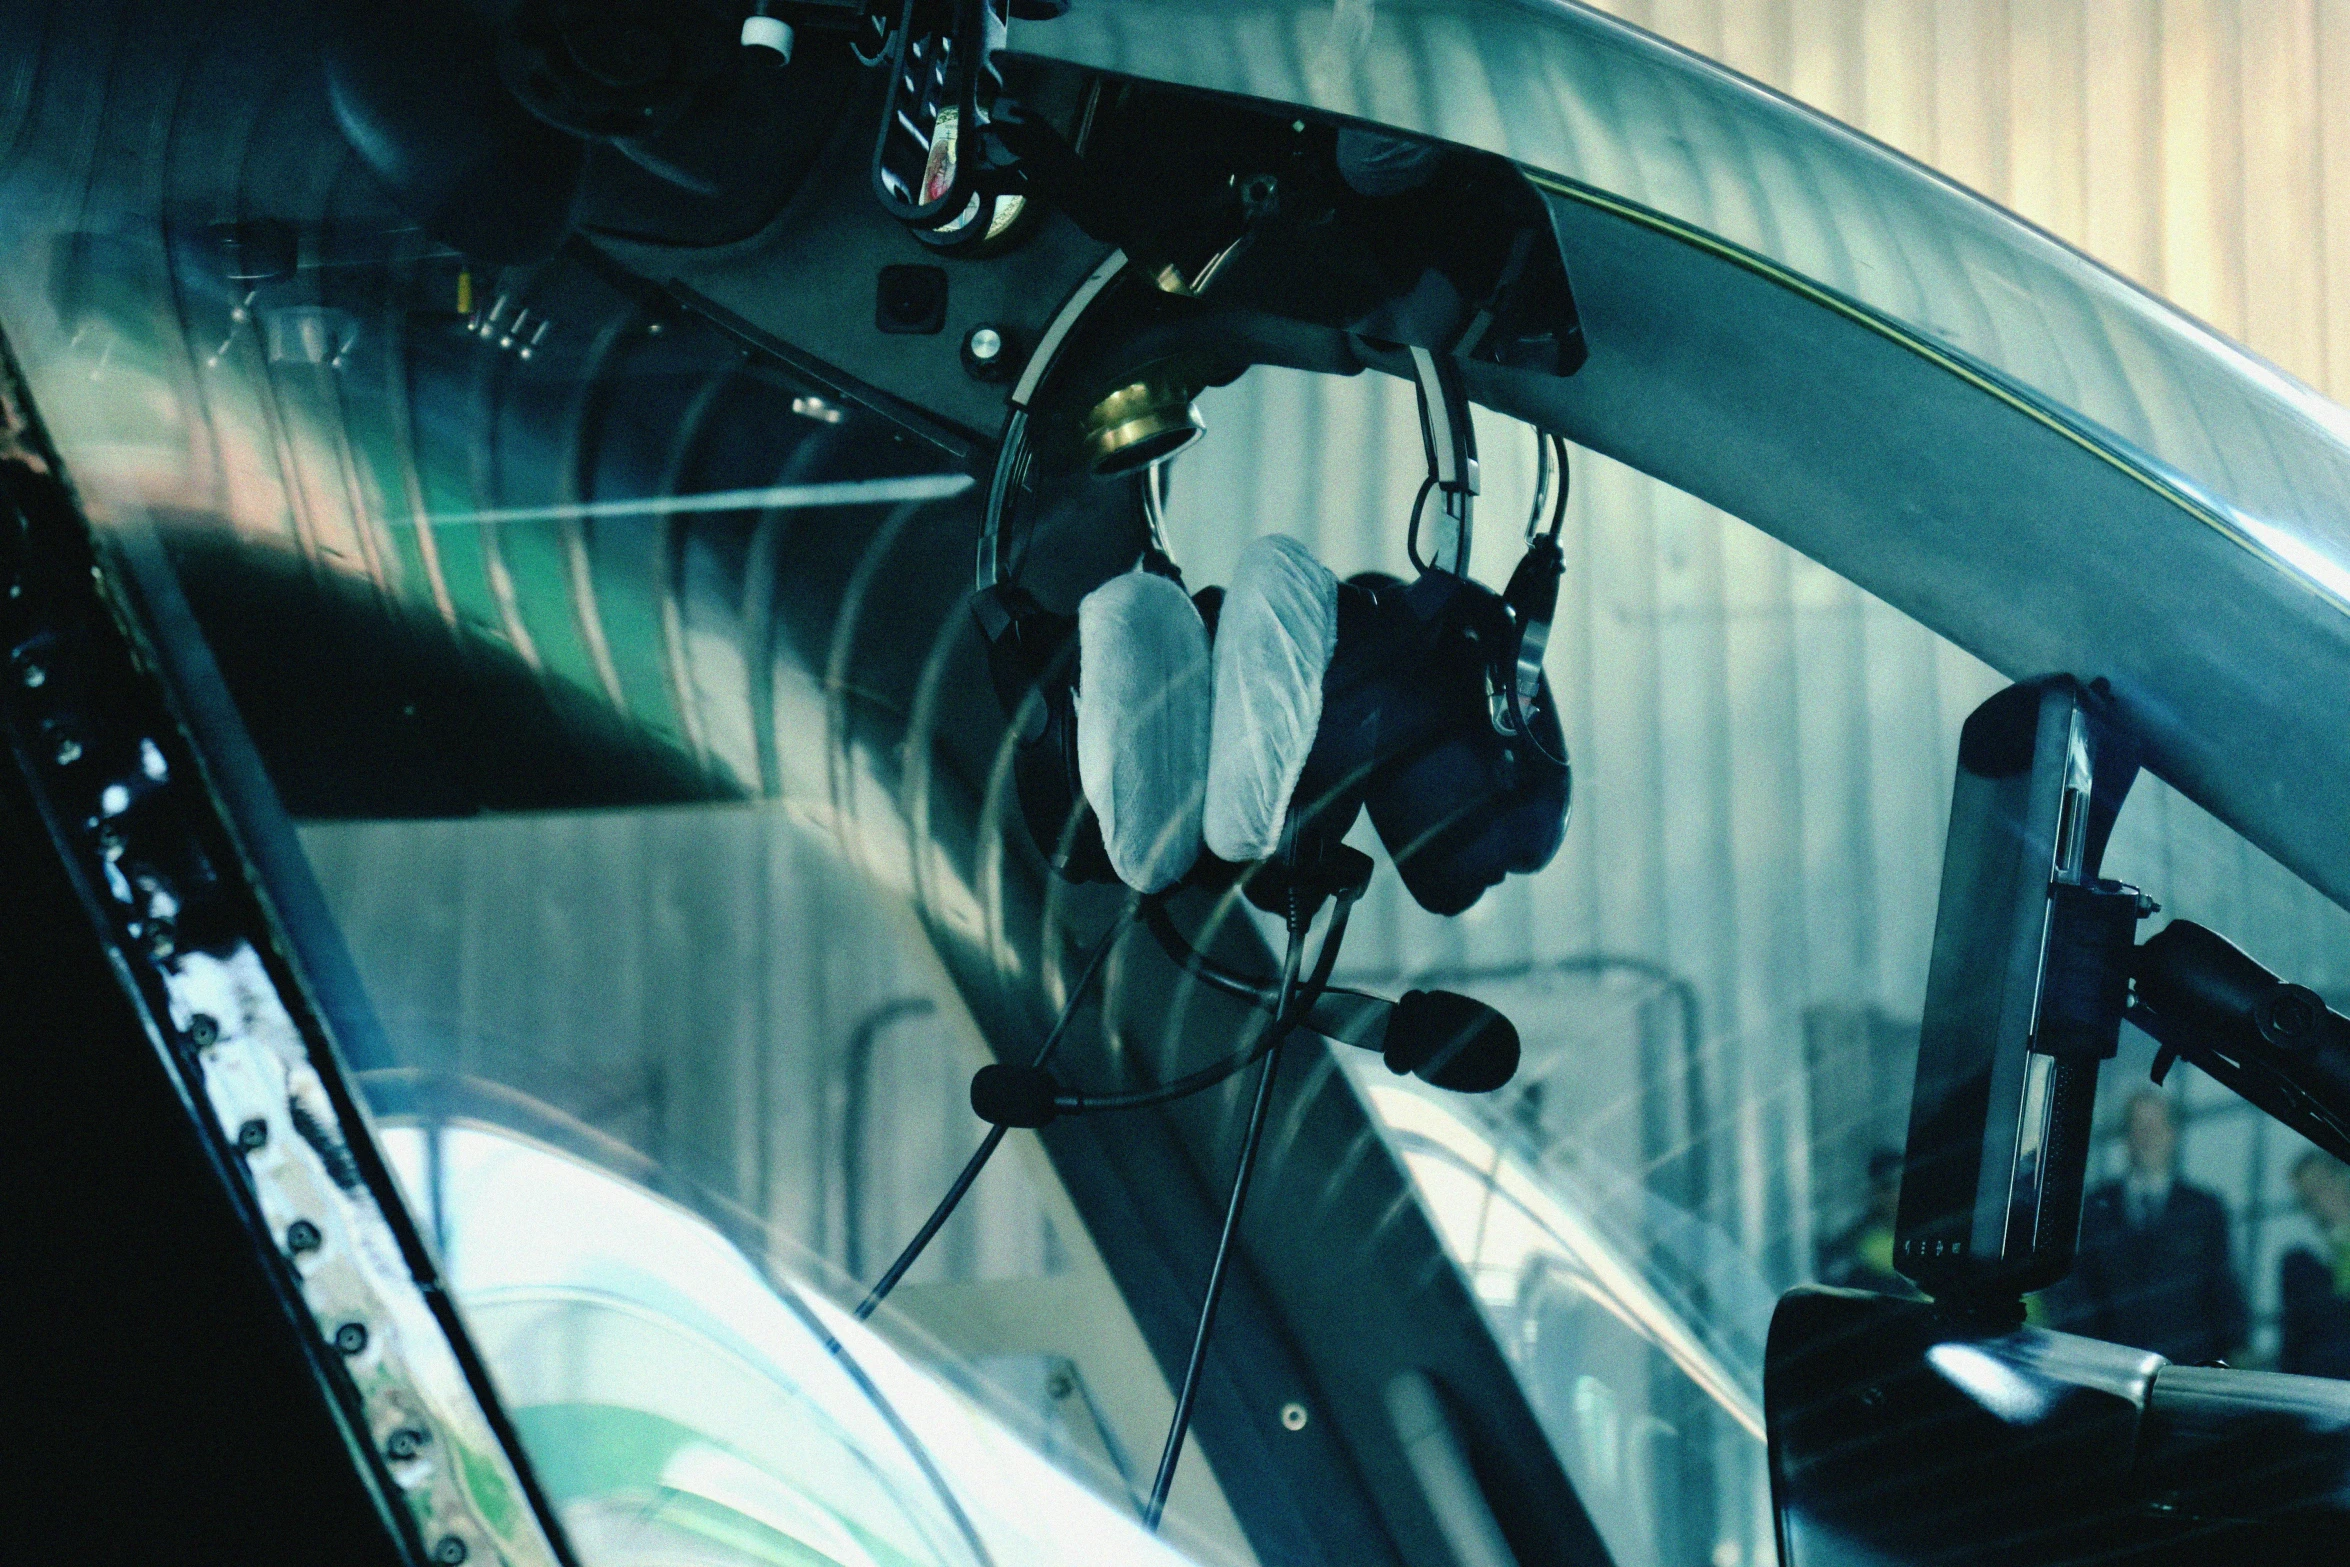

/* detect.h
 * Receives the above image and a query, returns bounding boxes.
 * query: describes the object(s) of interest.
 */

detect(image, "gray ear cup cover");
[1204,534,1339,863]
[1076,567,1213,892]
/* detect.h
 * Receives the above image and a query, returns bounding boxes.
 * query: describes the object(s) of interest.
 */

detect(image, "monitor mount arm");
[2128,918,2350,1165]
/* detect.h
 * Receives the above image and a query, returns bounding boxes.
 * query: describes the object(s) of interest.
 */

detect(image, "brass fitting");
[1081,378,1205,476]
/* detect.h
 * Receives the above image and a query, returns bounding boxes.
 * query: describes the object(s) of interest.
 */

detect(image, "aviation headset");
[970,251,1573,917]
[865,248,1548,1348]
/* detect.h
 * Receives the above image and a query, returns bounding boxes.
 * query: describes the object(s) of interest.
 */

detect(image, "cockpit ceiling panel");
[1007,0,2350,911]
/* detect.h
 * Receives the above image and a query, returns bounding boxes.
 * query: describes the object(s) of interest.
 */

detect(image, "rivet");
[1279,1401,1309,1431]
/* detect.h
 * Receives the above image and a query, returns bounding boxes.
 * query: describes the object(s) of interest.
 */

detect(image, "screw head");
[189,1013,220,1047]
[333,1320,369,1355]
[961,324,1016,382]
[1279,1401,1309,1431]
[236,1118,268,1151]
[385,1426,429,1461]
[431,1535,469,1565]
[2257,985,2327,1049]
[285,1218,322,1255]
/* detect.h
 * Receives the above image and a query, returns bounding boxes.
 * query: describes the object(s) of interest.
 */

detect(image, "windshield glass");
[25,263,2340,1566]
[6,9,2348,1567]
[372,1114,1218,1567]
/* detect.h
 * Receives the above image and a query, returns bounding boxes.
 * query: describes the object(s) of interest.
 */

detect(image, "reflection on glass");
[1342,1059,1769,1567]
[378,1118,1216,1567]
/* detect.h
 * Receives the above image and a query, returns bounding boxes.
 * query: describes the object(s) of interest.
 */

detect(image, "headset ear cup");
[1318,572,1569,915]
[1368,723,1568,915]
[1205,535,1338,864]
[1076,568,1212,893]
[975,587,1115,881]
[1015,678,1115,882]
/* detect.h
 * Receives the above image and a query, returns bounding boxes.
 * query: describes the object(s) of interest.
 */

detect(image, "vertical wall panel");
[2007,0,2087,240]
[2160,0,2247,333]
[2238,1,2326,388]
[2322,0,2350,393]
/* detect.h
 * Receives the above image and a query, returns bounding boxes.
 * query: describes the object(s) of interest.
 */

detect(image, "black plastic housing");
[1895,677,2142,1300]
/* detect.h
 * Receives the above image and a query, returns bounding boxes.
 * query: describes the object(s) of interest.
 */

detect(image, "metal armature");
[0,333,572,1567]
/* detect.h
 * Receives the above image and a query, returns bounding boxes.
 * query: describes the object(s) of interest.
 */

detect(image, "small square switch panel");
[876,265,948,335]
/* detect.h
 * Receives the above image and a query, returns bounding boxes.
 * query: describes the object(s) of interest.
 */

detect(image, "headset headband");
[976,250,1488,598]
[977,249,1129,594]
[1407,345,1478,577]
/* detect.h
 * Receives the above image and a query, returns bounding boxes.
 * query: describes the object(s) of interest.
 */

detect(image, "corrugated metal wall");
[1590,0,2347,407]
[1566,0,2350,1341]
[1151,0,2350,1338]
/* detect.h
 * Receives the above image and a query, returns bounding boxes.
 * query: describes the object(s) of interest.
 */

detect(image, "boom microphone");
[970,1063,1062,1128]
[1383,989,1520,1093]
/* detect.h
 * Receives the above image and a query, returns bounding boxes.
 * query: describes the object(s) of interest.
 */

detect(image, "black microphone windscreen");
[1384,990,1520,1093]
[971,1064,1062,1128]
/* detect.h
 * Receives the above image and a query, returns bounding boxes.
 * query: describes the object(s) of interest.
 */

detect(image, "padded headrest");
[1204,535,1339,864]
[1076,567,1212,892]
